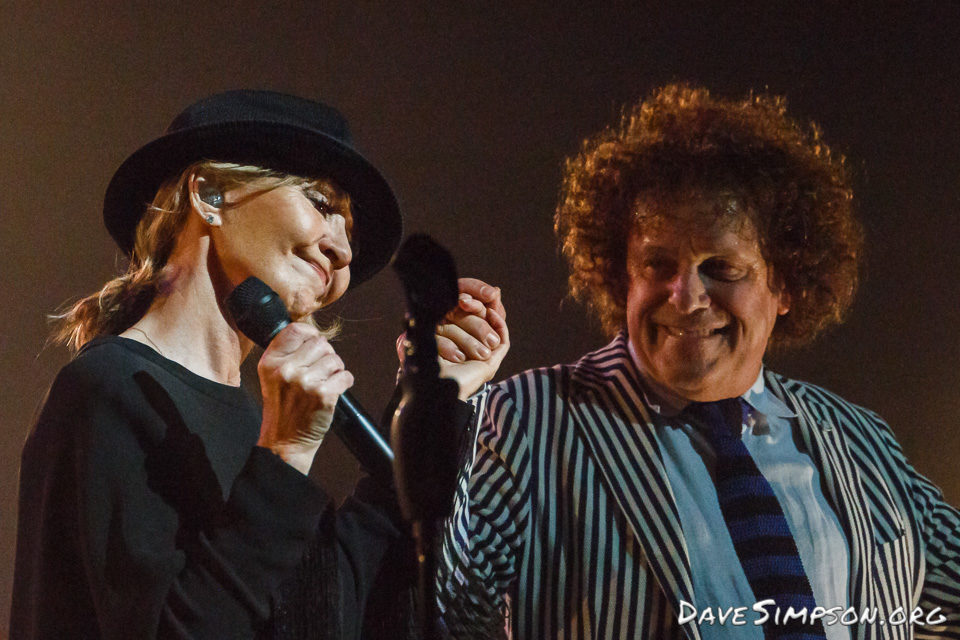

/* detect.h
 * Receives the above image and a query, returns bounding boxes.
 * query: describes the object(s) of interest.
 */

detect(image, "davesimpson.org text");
[678,600,947,628]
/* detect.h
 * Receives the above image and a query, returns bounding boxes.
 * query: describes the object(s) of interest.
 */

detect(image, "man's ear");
[189,173,223,227]
[768,268,791,316]
[777,289,791,316]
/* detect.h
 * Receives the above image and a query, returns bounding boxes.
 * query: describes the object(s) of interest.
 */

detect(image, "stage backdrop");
[1,2,958,632]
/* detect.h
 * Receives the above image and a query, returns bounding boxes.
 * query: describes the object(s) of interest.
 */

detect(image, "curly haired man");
[439,84,960,639]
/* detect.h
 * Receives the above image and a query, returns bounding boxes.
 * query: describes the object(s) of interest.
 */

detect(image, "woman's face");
[211,181,353,321]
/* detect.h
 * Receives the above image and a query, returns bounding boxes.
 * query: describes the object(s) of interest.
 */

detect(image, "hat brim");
[103,121,402,289]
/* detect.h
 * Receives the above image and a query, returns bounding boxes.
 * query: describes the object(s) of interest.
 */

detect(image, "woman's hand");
[257,322,354,475]
[397,278,510,400]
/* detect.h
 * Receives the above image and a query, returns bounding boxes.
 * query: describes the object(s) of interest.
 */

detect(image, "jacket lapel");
[765,372,876,640]
[567,334,700,640]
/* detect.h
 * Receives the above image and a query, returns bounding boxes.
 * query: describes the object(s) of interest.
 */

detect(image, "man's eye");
[642,258,675,279]
[702,259,745,281]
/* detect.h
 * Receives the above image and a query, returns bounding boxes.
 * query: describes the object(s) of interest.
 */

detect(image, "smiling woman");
[52,160,355,350]
[11,90,510,640]
[198,167,354,320]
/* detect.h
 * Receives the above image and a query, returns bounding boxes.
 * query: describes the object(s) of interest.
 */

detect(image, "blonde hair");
[52,160,351,352]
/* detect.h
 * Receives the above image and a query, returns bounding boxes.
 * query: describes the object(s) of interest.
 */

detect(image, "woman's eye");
[306,192,331,213]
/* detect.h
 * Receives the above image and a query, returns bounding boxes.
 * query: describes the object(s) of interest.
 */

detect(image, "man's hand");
[397,277,510,400]
[257,322,354,474]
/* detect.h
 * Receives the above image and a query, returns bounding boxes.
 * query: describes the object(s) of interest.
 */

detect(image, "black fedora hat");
[103,90,402,288]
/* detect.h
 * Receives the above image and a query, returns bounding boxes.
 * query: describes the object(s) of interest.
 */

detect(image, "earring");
[205,214,215,224]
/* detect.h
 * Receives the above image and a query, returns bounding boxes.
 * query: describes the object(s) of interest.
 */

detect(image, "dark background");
[1,2,958,632]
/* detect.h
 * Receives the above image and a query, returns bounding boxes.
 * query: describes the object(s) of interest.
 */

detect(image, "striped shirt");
[438,332,960,639]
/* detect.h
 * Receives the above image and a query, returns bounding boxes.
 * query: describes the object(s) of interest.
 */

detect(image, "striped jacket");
[439,332,960,639]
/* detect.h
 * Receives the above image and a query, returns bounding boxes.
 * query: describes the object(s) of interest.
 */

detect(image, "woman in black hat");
[11,91,509,639]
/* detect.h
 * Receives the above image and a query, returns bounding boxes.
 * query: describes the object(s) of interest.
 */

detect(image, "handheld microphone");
[226,276,395,486]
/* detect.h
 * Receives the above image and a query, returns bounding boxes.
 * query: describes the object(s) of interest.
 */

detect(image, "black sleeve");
[11,366,330,640]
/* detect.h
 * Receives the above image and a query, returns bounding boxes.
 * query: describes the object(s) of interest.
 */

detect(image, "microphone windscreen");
[393,234,458,323]
[226,277,291,349]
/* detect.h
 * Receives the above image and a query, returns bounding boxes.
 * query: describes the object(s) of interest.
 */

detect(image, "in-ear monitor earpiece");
[199,183,224,208]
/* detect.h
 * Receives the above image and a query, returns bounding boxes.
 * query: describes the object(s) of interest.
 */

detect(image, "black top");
[10,336,411,639]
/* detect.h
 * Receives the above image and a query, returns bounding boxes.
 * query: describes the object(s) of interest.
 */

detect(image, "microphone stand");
[390,235,461,640]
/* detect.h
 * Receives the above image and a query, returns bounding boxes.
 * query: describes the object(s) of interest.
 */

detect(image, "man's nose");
[668,268,710,314]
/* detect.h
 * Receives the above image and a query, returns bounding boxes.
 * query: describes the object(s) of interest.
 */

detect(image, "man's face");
[624,196,790,402]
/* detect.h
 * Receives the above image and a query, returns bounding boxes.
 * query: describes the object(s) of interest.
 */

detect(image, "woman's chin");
[325,273,350,305]
[280,289,318,321]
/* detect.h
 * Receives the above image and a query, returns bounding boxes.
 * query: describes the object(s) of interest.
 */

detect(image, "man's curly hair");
[555,83,863,349]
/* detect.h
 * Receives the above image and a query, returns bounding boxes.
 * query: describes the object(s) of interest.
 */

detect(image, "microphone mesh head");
[393,233,458,323]
[226,277,291,348]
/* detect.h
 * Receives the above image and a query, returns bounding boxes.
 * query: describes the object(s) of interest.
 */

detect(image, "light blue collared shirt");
[628,345,851,639]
